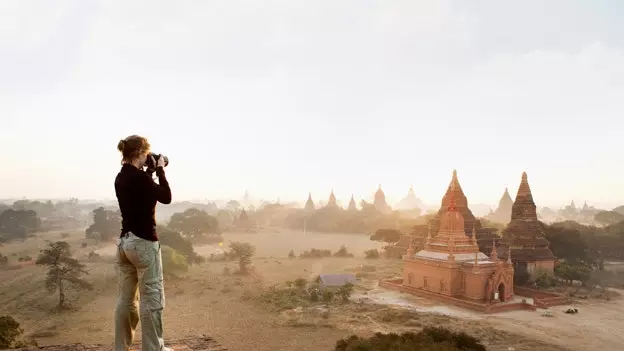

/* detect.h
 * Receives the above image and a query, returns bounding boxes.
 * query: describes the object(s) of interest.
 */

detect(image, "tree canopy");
[594,210,624,226]
[0,209,40,242]
[168,208,220,240]
[157,225,205,264]
[85,207,121,242]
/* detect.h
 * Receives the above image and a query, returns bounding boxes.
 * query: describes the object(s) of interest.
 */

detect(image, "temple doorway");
[497,283,506,302]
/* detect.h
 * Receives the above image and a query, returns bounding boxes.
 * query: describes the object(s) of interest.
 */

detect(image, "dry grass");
[1,229,622,351]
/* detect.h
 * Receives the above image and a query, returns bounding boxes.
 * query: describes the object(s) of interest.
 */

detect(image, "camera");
[145,152,169,172]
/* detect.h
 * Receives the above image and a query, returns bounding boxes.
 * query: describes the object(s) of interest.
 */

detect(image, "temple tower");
[304,193,315,212]
[502,172,556,275]
[347,195,358,211]
[487,188,513,224]
[326,189,339,209]
[432,170,478,236]
[373,184,392,214]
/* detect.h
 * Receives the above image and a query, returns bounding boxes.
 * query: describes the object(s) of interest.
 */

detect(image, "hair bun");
[117,139,126,152]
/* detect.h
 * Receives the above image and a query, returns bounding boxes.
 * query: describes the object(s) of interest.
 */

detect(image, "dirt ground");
[1,229,622,351]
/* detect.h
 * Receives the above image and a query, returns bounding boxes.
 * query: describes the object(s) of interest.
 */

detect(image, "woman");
[114,135,171,351]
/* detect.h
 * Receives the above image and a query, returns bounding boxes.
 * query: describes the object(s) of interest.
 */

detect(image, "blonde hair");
[117,135,151,162]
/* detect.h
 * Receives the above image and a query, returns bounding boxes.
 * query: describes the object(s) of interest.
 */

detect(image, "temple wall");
[463,272,489,300]
[403,260,453,296]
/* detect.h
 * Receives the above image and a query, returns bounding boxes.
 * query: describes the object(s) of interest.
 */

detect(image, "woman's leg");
[124,233,166,351]
[114,235,140,351]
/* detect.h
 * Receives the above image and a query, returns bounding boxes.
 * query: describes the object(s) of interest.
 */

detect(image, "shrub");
[288,249,295,259]
[0,315,35,349]
[161,246,189,277]
[293,278,307,290]
[0,253,8,266]
[300,248,332,259]
[364,249,380,259]
[334,327,486,351]
[534,269,557,288]
[18,255,32,262]
[333,245,354,258]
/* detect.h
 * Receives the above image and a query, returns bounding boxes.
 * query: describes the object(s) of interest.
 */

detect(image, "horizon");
[1,1,623,209]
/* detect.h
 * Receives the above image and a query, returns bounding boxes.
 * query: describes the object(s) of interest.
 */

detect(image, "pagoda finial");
[471,226,477,245]
[426,222,432,243]
[406,236,414,256]
[516,171,533,200]
[491,239,498,261]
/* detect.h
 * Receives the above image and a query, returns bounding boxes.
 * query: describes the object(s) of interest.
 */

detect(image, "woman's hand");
[156,155,166,168]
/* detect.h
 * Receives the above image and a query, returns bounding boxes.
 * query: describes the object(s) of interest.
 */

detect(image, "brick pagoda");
[430,170,502,256]
[501,172,556,275]
[373,184,392,214]
[401,184,515,304]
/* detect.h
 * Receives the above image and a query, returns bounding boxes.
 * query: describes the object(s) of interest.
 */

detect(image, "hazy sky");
[1,0,623,209]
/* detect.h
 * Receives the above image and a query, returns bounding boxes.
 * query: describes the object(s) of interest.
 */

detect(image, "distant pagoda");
[373,184,392,214]
[304,193,315,212]
[347,195,358,211]
[396,185,425,210]
[325,189,339,209]
[501,172,556,275]
[486,188,513,224]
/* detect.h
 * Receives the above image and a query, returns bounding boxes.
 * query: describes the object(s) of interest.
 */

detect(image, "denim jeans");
[114,232,166,351]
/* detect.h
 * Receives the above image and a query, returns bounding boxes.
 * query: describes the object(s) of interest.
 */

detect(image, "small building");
[318,273,357,290]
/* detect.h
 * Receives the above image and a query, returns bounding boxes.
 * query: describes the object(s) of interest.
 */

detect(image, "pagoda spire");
[490,239,498,262]
[348,195,357,211]
[471,225,478,246]
[305,192,315,211]
[406,236,415,256]
[516,172,533,202]
[327,189,337,207]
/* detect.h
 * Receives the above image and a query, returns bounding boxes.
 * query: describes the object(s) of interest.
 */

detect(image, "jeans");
[114,232,166,351]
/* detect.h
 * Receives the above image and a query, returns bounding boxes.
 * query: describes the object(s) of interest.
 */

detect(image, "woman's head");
[117,135,151,167]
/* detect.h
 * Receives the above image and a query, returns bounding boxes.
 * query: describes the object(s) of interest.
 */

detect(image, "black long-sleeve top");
[115,164,171,241]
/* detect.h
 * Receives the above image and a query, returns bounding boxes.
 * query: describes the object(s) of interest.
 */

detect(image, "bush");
[334,245,354,258]
[288,249,295,259]
[18,255,32,262]
[364,249,380,259]
[534,269,557,288]
[0,315,35,349]
[161,246,189,277]
[0,253,8,266]
[300,248,332,259]
[334,327,486,351]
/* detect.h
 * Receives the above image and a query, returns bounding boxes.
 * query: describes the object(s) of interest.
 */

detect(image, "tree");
[0,252,8,266]
[554,262,591,286]
[0,315,29,349]
[228,241,255,273]
[85,207,121,242]
[541,223,589,263]
[169,208,220,241]
[370,229,402,244]
[0,209,40,242]
[35,241,93,309]
[594,211,624,226]
[157,225,205,264]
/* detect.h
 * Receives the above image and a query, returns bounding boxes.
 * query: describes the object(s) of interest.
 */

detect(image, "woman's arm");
[144,167,172,204]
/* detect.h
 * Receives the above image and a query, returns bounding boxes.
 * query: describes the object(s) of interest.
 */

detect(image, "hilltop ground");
[1,230,623,351]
